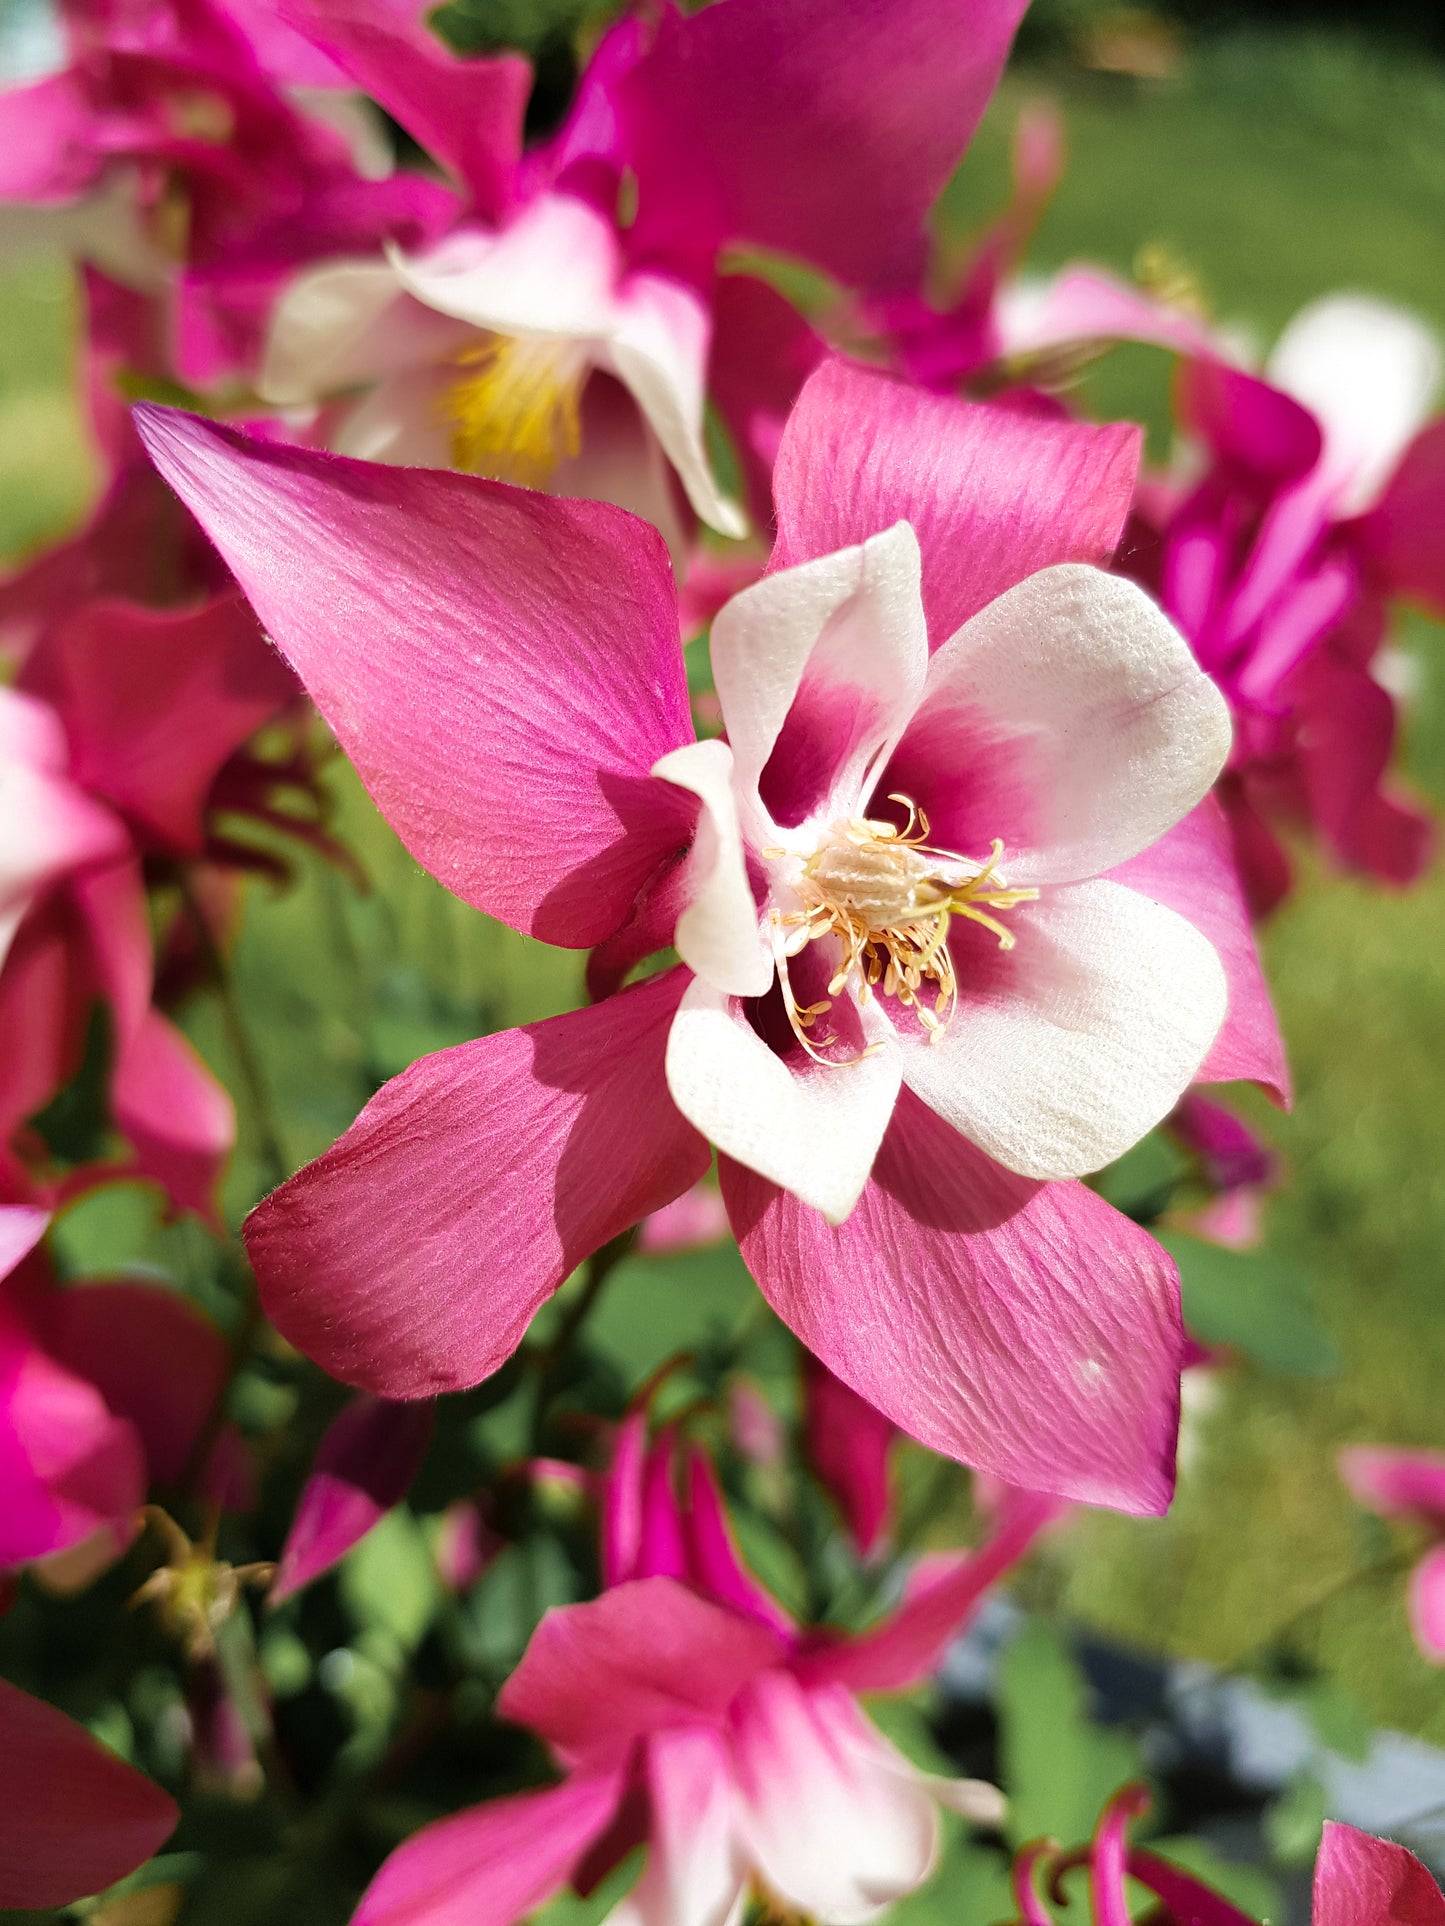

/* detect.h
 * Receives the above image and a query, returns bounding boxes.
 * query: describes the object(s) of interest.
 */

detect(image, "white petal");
[653,739,772,999]
[900,879,1227,1180]
[665,978,899,1225]
[330,365,456,467]
[605,1729,745,1926]
[259,258,465,406]
[730,1676,940,1926]
[1267,294,1441,514]
[710,523,929,827]
[604,272,746,539]
[388,192,621,341]
[916,564,1230,887]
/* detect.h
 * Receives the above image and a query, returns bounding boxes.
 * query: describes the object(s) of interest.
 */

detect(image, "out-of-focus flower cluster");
[0,0,1443,1917]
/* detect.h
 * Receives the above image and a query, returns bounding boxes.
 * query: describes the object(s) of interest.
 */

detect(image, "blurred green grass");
[6,25,1445,1737]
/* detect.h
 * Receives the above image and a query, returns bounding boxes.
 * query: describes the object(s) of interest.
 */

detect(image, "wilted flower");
[354,1418,1045,1926]
[136,356,1285,1514]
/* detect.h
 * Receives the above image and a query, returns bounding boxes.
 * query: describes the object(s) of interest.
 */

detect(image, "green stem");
[529,1229,636,1444]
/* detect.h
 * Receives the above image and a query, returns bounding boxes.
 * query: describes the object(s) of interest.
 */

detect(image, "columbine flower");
[1339,1446,1445,1664]
[968,281,1444,914]
[255,0,1031,538]
[353,1419,1043,1926]
[135,355,1284,1514]
[1007,1783,1445,1926]
[0,1674,178,1909]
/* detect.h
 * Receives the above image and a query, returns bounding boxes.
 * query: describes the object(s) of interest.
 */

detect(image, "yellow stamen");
[443,335,587,487]
[767,795,1038,1064]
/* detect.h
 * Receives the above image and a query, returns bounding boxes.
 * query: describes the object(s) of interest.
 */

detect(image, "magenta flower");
[0,1674,178,1908]
[1009,1783,1445,1926]
[0,0,457,384]
[0,579,303,1217]
[1339,1446,1445,1662]
[354,1418,1045,1926]
[135,357,1284,1514]
[256,0,1030,536]
[0,1203,251,1578]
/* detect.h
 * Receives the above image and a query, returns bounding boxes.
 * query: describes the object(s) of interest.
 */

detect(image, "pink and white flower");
[135,356,1284,1514]
[353,1419,1047,1926]
[256,0,1031,538]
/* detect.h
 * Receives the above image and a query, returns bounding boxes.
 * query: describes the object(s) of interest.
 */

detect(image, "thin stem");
[528,1229,636,1445]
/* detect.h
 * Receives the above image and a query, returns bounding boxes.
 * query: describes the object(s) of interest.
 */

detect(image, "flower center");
[443,335,587,486]
[766,796,1038,1064]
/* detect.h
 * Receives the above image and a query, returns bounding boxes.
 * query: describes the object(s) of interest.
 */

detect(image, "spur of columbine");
[134,357,1285,1515]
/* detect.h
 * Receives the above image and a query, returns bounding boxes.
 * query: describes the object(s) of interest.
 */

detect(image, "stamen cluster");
[766,796,1038,1063]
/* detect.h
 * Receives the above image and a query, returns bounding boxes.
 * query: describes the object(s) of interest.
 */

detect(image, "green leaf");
[340,1507,439,1653]
[1156,1231,1339,1377]
[998,1620,1143,1849]
[1264,1772,1327,1868]
[584,1240,758,1381]
[1093,1129,1189,1220]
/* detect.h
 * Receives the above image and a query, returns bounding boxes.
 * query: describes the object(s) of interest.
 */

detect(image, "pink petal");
[247,969,708,1397]
[729,1674,939,1923]
[721,1091,1183,1516]
[1364,419,1445,616]
[19,594,295,856]
[1408,1547,1445,1664]
[354,1772,626,1926]
[39,1280,238,1495]
[770,360,1140,647]
[881,563,1229,886]
[638,1180,730,1255]
[0,1677,178,1909]
[0,1207,47,1283]
[601,1410,650,1589]
[1339,1446,1445,1526]
[682,1445,795,1639]
[0,1278,146,1567]
[1313,1821,1445,1926]
[133,406,695,949]
[801,1354,896,1558]
[1107,796,1289,1103]
[1127,1849,1257,1926]
[271,1395,436,1603]
[497,1576,785,1772]
[619,0,1028,292]
[799,1487,1058,1693]
[710,521,928,830]
[278,0,529,221]
[610,1727,743,1926]
[110,1009,235,1229]
[1000,266,1229,363]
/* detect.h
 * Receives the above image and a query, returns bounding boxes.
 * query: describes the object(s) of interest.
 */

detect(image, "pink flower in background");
[0,0,457,384]
[1123,294,1444,913]
[802,1353,899,1558]
[0,581,303,1218]
[354,1419,1047,1926]
[1168,1090,1279,1250]
[255,0,1030,538]
[1008,1784,1445,1925]
[136,355,1285,1515]
[0,1202,250,1579]
[0,1674,178,1908]
[1339,1446,1445,1663]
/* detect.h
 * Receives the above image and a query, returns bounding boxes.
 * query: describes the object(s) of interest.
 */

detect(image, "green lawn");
[6,24,1445,1744]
